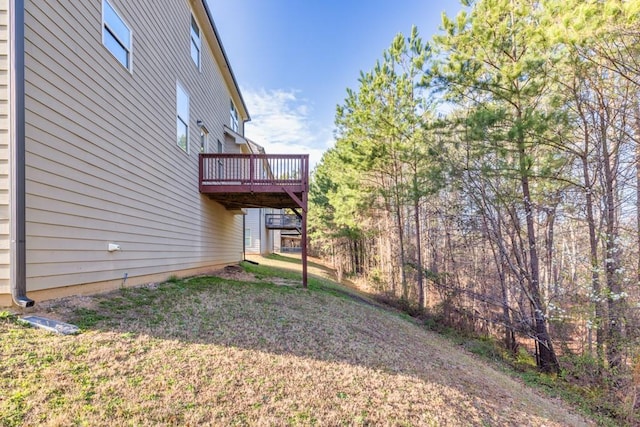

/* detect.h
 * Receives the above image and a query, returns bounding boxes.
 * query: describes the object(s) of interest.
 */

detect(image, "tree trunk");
[600,109,624,370]
[487,211,517,353]
[383,209,396,296]
[544,204,558,297]
[518,136,560,373]
[634,99,640,286]
[574,79,606,366]
[394,192,408,301]
[414,195,424,308]
[582,151,605,366]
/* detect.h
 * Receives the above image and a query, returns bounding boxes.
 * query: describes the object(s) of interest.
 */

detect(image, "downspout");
[9,0,33,307]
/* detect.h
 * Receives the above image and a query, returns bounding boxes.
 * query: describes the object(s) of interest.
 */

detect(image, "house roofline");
[200,0,250,123]
[246,138,265,154]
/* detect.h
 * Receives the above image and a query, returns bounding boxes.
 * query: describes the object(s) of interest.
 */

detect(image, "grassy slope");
[0,257,591,426]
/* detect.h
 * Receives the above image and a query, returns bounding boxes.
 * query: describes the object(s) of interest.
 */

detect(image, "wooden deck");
[199,153,310,287]
[265,213,302,230]
[199,154,309,210]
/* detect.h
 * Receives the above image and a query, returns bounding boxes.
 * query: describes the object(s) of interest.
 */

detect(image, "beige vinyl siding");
[23,0,244,291]
[0,0,9,296]
[244,208,261,254]
[245,208,276,255]
[273,229,281,252]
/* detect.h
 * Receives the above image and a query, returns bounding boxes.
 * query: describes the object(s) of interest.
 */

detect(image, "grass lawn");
[1,256,592,426]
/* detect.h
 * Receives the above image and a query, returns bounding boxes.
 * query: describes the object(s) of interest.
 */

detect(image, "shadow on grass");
[9,261,592,427]
[262,253,327,270]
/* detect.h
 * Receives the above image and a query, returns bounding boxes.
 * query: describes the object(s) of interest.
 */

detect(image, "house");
[244,208,277,256]
[244,208,304,256]
[242,140,277,256]
[265,209,303,254]
[1,0,308,307]
[242,141,303,257]
[279,229,303,253]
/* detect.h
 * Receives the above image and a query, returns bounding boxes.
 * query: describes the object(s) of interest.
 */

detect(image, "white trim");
[102,0,133,72]
[223,124,247,145]
[190,13,202,71]
[176,81,190,154]
[230,99,239,132]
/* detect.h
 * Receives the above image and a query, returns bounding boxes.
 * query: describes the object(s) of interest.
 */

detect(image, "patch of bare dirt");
[22,294,98,322]
[210,265,258,282]
[210,265,301,287]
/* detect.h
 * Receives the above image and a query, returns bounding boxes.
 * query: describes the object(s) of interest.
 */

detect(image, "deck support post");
[301,190,308,288]
[198,153,309,287]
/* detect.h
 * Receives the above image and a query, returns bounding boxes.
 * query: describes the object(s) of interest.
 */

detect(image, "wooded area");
[309,0,640,420]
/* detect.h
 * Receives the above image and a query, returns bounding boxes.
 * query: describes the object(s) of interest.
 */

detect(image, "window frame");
[190,14,201,70]
[230,100,239,132]
[102,0,132,71]
[176,82,190,154]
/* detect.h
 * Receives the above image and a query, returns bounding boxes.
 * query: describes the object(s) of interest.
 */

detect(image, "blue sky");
[207,1,464,167]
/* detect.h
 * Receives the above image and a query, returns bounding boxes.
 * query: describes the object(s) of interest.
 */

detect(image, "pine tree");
[433,0,562,373]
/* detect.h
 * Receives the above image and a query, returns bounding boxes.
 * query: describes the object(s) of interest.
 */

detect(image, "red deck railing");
[199,153,309,191]
[198,152,310,288]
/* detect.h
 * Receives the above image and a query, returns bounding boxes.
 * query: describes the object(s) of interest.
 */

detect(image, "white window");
[102,0,132,70]
[230,100,239,132]
[176,82,189,153]
[190,15,201,69]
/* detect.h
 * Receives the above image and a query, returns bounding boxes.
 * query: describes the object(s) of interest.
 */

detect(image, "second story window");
[176,82,189,153]
[190,15,201,69]
[230,100,239,132]
[102,0,132,70]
